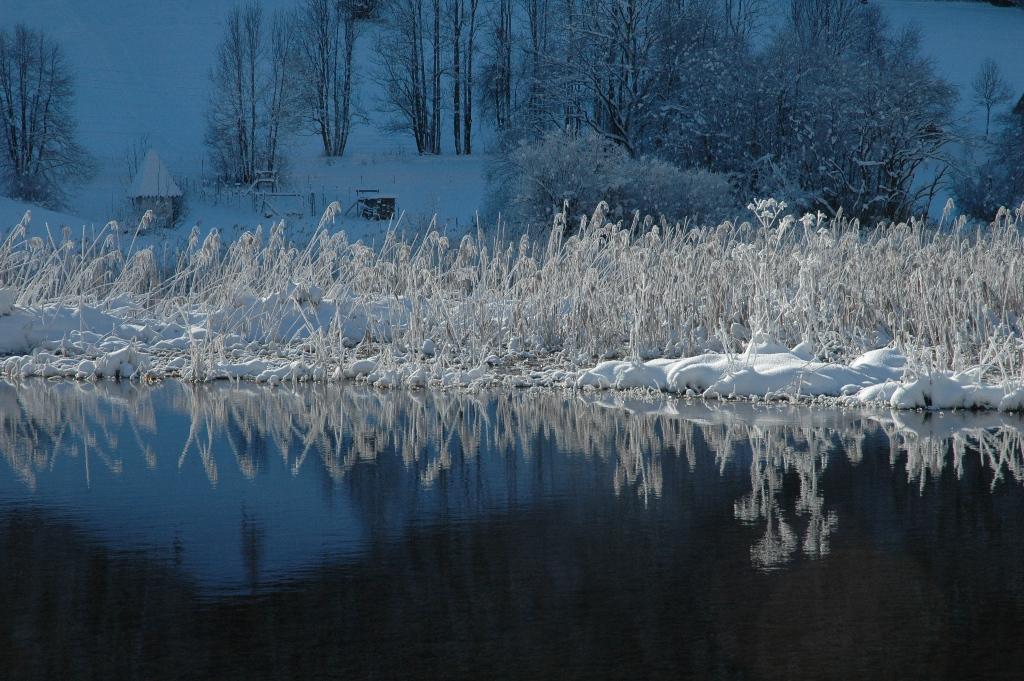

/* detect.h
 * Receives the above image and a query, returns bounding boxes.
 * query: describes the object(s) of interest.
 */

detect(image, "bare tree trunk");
[498,0,512,129]
[416,1,428,152]
[265,10,296,176]
[563,0,582,135]
[432,0,442,154]
[228,9,251,182]
[244,5,261,180]
[523,0,552,131]
[463,0,478,153]
[339,12,355,154]
[330,7,341,154]
[451,0,463,155]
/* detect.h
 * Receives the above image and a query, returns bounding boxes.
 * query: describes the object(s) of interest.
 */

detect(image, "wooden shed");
[128,150,183,228]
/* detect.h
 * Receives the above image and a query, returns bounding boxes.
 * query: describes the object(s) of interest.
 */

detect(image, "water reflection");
[2,380,1024,576]
[3,382,1024,679]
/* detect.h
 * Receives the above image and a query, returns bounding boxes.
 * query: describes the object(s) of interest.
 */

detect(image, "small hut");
[128,150,183,228]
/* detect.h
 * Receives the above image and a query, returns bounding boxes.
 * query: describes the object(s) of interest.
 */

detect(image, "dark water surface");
[1,381,1024,680]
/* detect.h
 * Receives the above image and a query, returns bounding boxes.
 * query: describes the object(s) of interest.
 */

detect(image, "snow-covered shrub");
[953,160,1012,220]
[488,130,735,228]
[623,160,736,224]
[487,131,630,226]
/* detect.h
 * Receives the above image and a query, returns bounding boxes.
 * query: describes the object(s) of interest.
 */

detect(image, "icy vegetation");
[2,199,1024,411]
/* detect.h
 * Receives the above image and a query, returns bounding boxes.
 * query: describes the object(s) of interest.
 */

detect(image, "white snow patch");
[576,338,1024,412]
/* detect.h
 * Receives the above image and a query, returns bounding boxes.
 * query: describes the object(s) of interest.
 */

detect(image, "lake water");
[1,381,1024,680]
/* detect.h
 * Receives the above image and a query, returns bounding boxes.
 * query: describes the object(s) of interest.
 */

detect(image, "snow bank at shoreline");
[2,296,1022,412]
[576,341,1024,412]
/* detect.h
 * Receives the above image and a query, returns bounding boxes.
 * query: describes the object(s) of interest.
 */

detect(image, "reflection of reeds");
[0,380,157,490]
[734,423,842,569]
[2,380,1024,569]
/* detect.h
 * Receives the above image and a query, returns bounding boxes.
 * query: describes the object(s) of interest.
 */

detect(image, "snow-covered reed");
[1,200,1024,407]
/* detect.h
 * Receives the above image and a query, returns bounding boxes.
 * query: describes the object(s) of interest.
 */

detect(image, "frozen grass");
[1,199,1024,405]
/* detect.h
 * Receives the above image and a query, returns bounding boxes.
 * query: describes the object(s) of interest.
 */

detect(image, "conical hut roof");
[128,150,182,198]
[1013,93,1024,117]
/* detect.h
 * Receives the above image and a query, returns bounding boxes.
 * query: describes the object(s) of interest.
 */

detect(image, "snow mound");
[0,301,1021,413]
[577,346,900,400]
[575,337,1024,412]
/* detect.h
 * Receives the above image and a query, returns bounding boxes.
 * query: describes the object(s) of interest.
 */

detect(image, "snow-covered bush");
[487,131,630,226]
[624,160,736,225]
[488,130,735,228]
[953,160,1012,220]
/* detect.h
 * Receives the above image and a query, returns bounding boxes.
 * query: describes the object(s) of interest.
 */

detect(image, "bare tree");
[377,0,442,154]
[480,0,513,131]
[205,3,296,185]
[556,0,660,156]
[0,25,91,206]
[206,4,263,184]
[448,0,479,154]
[296,0,360,157]
[788,0,864,57]
[972,57,1012,138]
[723,0,766,42]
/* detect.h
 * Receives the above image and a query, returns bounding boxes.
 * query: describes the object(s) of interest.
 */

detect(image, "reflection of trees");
[3,380,1024,571]
[240,506,265,595]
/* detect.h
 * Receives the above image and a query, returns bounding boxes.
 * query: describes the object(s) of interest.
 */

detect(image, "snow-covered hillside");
[879,0,1024,133]
[0,0,489,236]
[0,197,92,238]
[0,0,1021,234]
